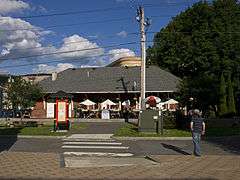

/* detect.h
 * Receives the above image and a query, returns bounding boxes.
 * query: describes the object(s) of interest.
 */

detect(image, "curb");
[1,135,238,140]
[0,135,66,139]
[112,136,192,141]
[0,135,192,140]
[18,135,66,139]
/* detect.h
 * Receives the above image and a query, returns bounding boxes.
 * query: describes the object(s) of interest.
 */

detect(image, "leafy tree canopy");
[148,0,240,77]
[147,0,240,114]
[6,77,43,111]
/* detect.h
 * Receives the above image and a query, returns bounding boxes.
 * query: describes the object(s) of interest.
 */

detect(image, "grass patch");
[206,127,240,137]
[0,122,86,136]
[114,123,240,137]
[114,123,191,137]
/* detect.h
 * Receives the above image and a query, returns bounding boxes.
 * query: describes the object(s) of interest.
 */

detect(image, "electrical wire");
[14,6,127,19]
[1,29,239,53]
[0,15,176,32]
[0,41,138,61]
[1,32,141,52]
[11,2,192,19]
[143,1,203,7]
[0,17,134,32]
[0,50,138,69]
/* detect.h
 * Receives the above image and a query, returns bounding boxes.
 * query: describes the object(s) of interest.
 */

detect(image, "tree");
[147,0,240,115]
[218,73,227,117]
[5,77,43,117]
[178,74,219,114]
[226,73,236,115]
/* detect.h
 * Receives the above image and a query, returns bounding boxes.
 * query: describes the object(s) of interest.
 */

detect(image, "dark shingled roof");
[39,66,180,93]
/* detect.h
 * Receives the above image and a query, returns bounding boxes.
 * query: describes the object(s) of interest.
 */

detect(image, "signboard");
[57,101,66,122]
[68,102,72,118]
[47,103,55,118]
[101,109,110,119]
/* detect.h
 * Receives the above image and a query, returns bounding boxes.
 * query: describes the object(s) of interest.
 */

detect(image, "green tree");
[178,74,218,114]
[218,73,227,117]
[6,77,43,117]
[147,0,240,115]
[226,73,236,115]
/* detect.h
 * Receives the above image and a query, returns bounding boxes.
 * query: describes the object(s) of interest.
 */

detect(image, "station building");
[31,57,180,118]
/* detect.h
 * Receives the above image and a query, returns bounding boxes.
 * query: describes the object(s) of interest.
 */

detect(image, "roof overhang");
[44,90,175,94]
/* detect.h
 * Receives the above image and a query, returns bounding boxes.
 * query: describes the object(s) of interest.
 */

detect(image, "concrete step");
[63,152,134,157]
[64,156,158,168]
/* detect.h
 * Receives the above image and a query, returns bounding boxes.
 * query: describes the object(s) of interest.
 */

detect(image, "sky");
[0,0,200,75]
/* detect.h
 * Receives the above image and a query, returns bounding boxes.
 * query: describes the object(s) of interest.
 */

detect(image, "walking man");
[190,109,205,156]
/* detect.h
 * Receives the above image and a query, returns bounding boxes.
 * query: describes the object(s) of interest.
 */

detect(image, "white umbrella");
[80,99,96,106]
[122,100,130,106]
[164,99,178,104]
[101,99,116,106]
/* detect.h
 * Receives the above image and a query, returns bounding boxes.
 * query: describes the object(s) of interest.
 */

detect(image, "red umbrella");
[145,96,161,107]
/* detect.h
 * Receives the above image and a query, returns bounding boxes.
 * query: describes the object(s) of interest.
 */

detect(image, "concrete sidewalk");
[0,151,239,179]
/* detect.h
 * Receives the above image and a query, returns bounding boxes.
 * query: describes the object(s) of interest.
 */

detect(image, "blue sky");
[0,0,199,75]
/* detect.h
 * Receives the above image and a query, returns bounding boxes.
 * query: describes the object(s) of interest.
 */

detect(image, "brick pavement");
[0,151,239,180]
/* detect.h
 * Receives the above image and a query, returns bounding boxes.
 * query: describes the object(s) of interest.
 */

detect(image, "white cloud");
[0,16,53,59]
[117,30,127,38]
[108,48,135,62]
[1,49,10,56]
[0,0,29,15]
[0,17,105,71]
[0,1,110,73]
[0,16,136,73]
[55,34,104,59]
[33,63,75,73]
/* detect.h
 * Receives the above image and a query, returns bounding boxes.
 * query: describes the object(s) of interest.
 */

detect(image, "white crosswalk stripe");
[63,152,134,157]
[63,142,122,145]
[62,145,129,149]
[62,134,133,158]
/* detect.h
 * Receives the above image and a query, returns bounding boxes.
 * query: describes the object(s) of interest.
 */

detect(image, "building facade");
[32,64,180,118]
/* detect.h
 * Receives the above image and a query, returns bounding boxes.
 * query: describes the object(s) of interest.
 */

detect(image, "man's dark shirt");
[191,118,204,133]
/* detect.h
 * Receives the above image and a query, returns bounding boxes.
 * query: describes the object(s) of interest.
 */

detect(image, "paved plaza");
[0,151,239,180]
[0,122,240,179]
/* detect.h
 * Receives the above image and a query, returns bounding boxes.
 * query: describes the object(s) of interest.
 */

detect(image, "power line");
[0,50,138,69]
[14,6,126,19]
[2,32,141,52]
[143,1,202,7]
[11,2,191,20]
[0,41,137,61]
[2,30,239,55]
[0,17,133,32]
[2,38,238,69]
[0,16,173,32]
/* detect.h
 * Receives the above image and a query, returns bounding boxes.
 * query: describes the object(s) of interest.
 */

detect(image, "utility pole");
[139,6,146,110]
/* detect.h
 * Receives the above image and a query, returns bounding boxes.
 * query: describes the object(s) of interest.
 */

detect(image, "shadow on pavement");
[161,143,191,155]
[204,136,240,154]
[0,128,21,152]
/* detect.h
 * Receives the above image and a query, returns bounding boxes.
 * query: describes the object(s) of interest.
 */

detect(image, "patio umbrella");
[164,99,178,104]
[145,96,161,104]
[101,99,116,106]
[122,100,130,106]
[164,99,178,111]
[80,99,96,106]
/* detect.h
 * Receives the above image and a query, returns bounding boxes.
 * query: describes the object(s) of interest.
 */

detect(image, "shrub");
[162,111,177,129]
